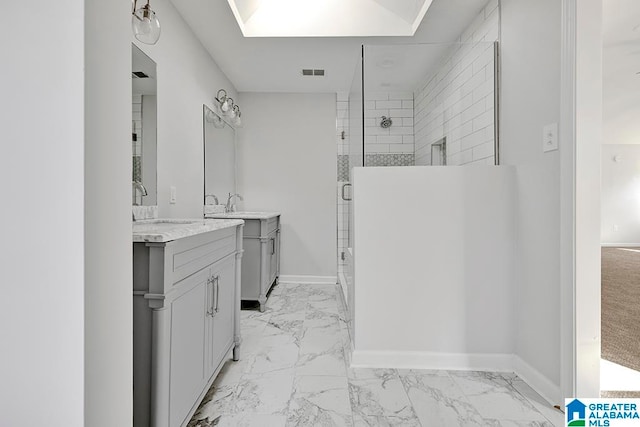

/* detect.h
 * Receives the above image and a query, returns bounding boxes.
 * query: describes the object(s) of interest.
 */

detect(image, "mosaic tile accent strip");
[133,155,142,182]
[365,154,415,167]
[337,155,349,182]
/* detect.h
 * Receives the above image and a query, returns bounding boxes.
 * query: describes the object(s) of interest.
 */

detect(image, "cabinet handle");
[341,183,352,201]
[214,276,220,313]
[271,238,275,255]
[206,277,214,317]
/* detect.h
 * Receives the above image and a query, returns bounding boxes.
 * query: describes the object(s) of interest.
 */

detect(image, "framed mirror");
[132,44,157,206]
[203,104,236,207]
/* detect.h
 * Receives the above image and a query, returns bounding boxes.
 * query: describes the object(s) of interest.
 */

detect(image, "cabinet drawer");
[167,227,236,287]
[242,217,280,238]
[242,219,261,238]
[266,217,279,235]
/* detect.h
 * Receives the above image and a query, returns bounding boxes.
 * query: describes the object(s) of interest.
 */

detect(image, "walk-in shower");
[336,41,499,342]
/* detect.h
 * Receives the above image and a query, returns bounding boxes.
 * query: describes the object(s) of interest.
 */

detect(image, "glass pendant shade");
[132,4,161,45]
[232,106,242,126]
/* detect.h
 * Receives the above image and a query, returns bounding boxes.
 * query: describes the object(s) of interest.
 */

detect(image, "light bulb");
[228,108,236,119]
[231,106,241,125]
[221,99,230,112]
[139,17,151,34]
[132,4,161,45]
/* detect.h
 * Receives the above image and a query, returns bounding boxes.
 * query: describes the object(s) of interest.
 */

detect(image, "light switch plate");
[543,123,558,152]
[169,186,176,204]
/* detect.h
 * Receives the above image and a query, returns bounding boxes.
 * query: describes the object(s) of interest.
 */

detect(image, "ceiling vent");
[132,71,149,78]
[302,69,325,77]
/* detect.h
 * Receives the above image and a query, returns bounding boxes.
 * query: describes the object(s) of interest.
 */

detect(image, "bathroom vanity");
[206,212,280,312]
[132,219,244,427]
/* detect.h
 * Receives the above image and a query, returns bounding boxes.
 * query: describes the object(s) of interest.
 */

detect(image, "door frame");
[560,0,602,399]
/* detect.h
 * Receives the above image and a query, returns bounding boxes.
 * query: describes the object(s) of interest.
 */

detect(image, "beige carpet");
[601,247,640,373]
[601,390,640,398]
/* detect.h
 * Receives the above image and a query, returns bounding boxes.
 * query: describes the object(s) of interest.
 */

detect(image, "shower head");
[380,116,393,129]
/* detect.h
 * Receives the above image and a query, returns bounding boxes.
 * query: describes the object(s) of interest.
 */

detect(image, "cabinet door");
[210,256,236,372]
[240,237,261,301]
[169,268,209,427]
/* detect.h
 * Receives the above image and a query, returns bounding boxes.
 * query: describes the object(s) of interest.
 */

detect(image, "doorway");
[599,0,640,392]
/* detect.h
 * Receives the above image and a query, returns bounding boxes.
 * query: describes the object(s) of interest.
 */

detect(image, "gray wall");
[136,0,239,219]
[0,0,86,425]
[501,0,562,394]
[601,144,640,245]
[85,0,133,425]
[237,92,337,280]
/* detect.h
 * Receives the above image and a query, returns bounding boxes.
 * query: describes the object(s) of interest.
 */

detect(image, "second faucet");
[225,192,243,212]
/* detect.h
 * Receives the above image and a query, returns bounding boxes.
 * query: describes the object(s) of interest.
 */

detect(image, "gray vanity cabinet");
[133,224,243,427]
[241,215,280,312]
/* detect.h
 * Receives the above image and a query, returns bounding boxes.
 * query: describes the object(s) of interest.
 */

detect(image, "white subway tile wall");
[414,0,499,166]
[364,92,414,162]
[132,94,143,205]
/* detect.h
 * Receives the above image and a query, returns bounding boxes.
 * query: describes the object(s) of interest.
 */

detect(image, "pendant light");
[132,0,161,45]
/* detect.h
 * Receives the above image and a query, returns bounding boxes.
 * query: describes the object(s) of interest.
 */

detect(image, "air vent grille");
[302,69,325,77]
[132,71,149,78]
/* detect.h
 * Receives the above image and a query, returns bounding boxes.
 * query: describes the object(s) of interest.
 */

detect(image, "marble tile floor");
[188,283,564,427]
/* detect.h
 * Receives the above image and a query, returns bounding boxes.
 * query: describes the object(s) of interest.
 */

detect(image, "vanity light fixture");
[132,0,161,45]
[214,89,243,126]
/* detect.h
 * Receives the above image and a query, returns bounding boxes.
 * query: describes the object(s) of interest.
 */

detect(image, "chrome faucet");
[205,194,219,205]
[225,192,243,212]
[132,181,148,206]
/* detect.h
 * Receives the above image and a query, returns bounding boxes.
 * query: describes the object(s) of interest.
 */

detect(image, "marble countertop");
[205,211,281,220]
[133,218,244,243]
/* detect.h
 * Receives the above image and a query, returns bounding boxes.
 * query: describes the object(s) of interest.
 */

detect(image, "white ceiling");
[226,0,431,37]
[603,0,640,48]
[169,0,490,93]
[603,0,640,96]
[363,44,462,92]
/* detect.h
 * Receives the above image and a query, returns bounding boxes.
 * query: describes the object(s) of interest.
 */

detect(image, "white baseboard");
[513,356,562,406]
[350,351,561,406]
[337,271,347,287]
[278,275,337,285]
[601,243,640,247]
[350,350,514,372]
